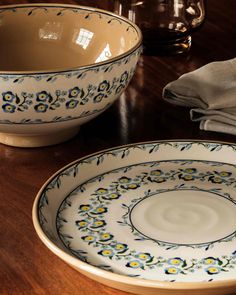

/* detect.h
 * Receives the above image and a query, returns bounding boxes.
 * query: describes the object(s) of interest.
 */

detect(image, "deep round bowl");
[0,3,142,147]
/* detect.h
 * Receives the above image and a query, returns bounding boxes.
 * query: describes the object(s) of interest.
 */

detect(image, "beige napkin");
[162,58,236,135]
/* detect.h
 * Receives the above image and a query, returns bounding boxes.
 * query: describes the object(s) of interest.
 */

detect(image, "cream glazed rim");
[0,3,142,75]
[32,140,236,292]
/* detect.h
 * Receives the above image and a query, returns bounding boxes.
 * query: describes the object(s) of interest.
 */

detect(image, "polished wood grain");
[0,1,236,294]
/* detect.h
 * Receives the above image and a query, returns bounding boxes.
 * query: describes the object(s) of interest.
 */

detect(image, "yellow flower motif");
[94,221,103,226]
[204,258,215,265]
[84,236,95,242]
[38,93,47,100]
[128,184,138,189]
[110,193,119,199]
[115,244,125,250]
[80,205,91,211]
[96,207,106,213]
[219,171,230,177]
[127,260,142,268]
[169,259,182,265]
[97,188,107,194]
[78,221,87,227]
[101,233,110,239]
[101,250,112,256]
[184,168,196,173]
[5,94,13,100]
[151,170,162,176]
[166,267,178,274]
[184,175,193,180]
[212,177,222,183]
[138,254,149,260]
[207,267,220,274]
[71,89,78,96]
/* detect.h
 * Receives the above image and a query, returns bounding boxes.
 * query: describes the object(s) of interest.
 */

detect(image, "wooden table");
[0,0,236,294]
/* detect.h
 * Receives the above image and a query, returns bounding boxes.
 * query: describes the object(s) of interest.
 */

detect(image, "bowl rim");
[0,3,142,75]
[32,139,236,292]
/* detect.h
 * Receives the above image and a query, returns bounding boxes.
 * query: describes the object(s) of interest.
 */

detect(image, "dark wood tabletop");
[0,0,236,294]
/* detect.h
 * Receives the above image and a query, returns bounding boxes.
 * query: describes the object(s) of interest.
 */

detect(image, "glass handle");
[186,0,206,29]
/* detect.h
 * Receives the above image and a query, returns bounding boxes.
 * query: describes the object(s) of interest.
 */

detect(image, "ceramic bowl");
[0,4,142,147]
[33,140,236,295]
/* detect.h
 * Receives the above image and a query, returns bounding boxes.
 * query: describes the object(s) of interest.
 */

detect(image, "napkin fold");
[162,58,236,135]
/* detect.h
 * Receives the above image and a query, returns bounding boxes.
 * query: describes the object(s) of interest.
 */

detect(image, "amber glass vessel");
[113,0,206,55]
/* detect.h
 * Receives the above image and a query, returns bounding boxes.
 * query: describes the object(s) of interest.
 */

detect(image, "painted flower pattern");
[126,260,144,269]
[168,258,185,266]
[113,243,128,253]
[2,103,16,113]
[36,91,53,102]
[148,169,166,183]
[205,266,222,275]
[68,87,81,98]
[34,103,49,113]
[0,70,134,116]
[98,249,114,258]
[75,219,89,228]
[3,91,17,102]
[66,99,79,109]
[98,81,110,92]
[165,267,180,275]
[56,157,236,280]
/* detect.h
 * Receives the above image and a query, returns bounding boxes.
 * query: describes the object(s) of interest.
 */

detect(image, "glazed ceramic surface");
[0,4,142,147]
[33,141,236,295]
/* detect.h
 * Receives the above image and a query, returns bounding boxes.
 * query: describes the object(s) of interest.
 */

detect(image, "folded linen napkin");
[162,58,236,135]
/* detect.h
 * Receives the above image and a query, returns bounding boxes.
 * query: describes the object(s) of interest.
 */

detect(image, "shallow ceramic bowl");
[33,140,236,295]
[0,3,142,147]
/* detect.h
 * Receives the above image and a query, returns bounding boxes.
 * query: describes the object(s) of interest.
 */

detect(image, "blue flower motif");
[68,87,80,98]
[99,233,114,242]
[91,206,108,215]
[81,235,96,243]
[150,169,163,176]
[34,103,48,113]
[115,84,125,94]
[66,99,79,109]
[208,175,224,184]
[126,260,143,269]
[93,93,104,103]
[148,175,166,183]
[216,171,232,178]
[178,174,195,181]
[121,183,140,190]
[98,80,110,92]
[2,103,16,113]
[98,249,114,257]
[95,188,109,195]
[78,204,92,212]
[182,168,197,174]
[120,71,128,83]
[165,267,180,275]
[135,253,152,261]
[202,257,218,265]
[75,219,89,228]
[2,91,16,102]
[36,91,52,102]
[167,258,184,266]
[102,192,121,200]
[113,243,128,253]
[118,176,132,183]
[90,220,106,229]
[205,266,221,275]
